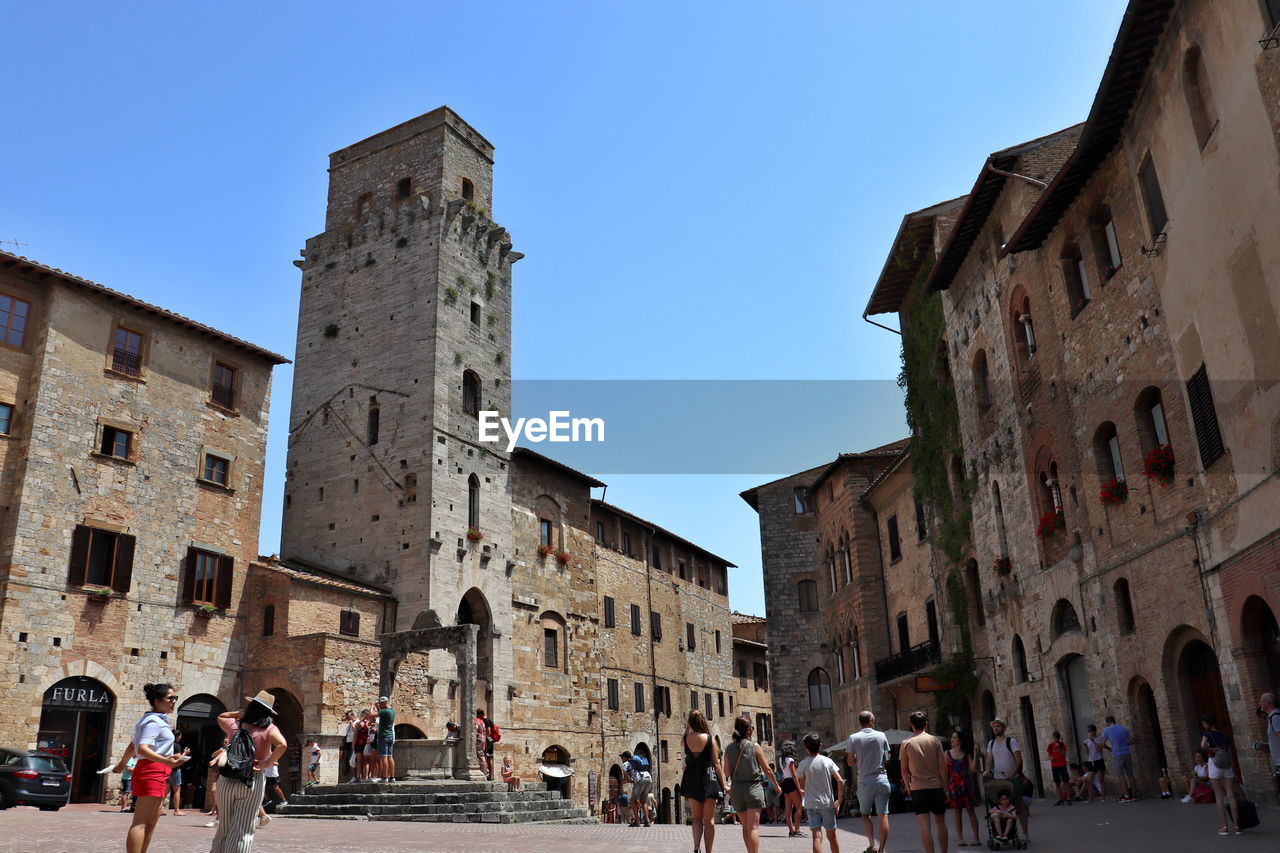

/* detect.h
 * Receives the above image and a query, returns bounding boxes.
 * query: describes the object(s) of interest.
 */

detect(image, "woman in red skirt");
[112,683,190,853]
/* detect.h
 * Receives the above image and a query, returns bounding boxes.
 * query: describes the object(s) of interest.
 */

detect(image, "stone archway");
[38,676,115,803]
[1162,628,1235,771]
[1240,595,1280,698]
[457,588,493,709]
[379,618,482,780]
[1128,677,1167,796]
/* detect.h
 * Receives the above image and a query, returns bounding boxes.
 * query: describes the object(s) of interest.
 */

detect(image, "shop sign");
[43,681,113,712]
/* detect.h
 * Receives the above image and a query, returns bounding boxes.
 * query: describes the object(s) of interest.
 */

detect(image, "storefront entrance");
[37,677,114,803]
[176,694,226,810]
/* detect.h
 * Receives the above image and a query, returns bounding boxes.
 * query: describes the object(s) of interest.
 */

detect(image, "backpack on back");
[487,720,501,743]
[218,726,256,786]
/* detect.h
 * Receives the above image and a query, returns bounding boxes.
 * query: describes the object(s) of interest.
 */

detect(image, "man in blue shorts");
[846,710,891,853]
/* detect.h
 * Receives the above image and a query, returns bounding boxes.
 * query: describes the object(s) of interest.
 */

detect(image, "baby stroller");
[983,779,1027,850]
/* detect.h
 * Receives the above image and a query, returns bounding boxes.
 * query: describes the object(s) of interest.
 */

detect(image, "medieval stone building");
[0,250,287,802]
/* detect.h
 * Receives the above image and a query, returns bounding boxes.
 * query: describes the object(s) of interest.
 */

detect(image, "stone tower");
[282,107,519,712]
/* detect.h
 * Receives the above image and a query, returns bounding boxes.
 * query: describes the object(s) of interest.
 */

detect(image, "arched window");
[1008,285,1035,371]
[1134,386,1170,455]
[262,604,275,637]
[541,611,567,671]
[1012,635,1029,683]
[849,629,861,680]
[462,370,481,417]
[827,552,838,594]
[835,642,847,685]
[797,580,818,612]
[1051,599,1082,639]
[1060,241,1092,315]
[841,543,853,585]
[807,668,832,710]
[1093,422,1125,483]
[367,398,380,446]
[973,350,992,412]
[1114,578,1135,634]
[1183,45,1216,150]
[467,474,480,529]
[461,177,475,201]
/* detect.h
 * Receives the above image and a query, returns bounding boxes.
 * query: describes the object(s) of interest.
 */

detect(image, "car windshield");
[28,755,67,773]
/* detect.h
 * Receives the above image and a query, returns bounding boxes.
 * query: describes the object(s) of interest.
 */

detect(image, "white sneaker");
[279,800,289,807]
[204,820,218,828]
[1180,795,1193,803]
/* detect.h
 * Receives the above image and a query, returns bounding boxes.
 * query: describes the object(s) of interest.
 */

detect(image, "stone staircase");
[278,779,597,824]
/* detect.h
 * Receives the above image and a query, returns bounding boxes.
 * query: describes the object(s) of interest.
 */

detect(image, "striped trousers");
[209,770,267,853]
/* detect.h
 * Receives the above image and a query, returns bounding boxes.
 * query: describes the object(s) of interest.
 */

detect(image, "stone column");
[455,623,485,781]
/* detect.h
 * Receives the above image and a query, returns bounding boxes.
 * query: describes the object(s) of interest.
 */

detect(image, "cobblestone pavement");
[0,799,1274,852]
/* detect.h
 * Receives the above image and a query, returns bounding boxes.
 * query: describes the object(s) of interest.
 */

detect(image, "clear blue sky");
[2,1,1125,617]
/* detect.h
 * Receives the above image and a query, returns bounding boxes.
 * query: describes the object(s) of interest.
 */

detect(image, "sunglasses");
[164,695,179,702]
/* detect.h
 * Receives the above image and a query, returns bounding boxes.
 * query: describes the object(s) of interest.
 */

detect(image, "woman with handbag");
[1200,714,1241,835]
[681,710,728,853]
[722,717,781,853]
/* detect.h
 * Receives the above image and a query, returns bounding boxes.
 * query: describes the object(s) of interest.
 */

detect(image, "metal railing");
[873,639,941,683]
[111,347,141,376]
[211,382,235,409]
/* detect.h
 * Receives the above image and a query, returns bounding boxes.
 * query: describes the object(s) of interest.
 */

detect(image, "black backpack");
[218,726,256,786]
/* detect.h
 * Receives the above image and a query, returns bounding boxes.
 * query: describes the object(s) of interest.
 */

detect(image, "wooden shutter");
[1186,365,1224,468]
[650,611,662,640]
[215,555,234,609]
[112,534,136,593]
[181,548,197,604]
[67,525,91,586]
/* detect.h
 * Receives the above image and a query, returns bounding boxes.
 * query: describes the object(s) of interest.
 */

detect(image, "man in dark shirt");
[376,696,397,782]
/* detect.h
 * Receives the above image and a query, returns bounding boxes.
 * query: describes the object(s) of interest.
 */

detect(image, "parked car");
[0,749,72,811]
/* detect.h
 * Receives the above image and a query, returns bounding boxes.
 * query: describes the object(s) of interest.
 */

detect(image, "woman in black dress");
[681,710,727,853]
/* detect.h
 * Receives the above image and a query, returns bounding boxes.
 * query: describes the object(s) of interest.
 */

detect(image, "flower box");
[193,604,218,617]
[993,557,1012,577]
[466,528,484,543]
[1144,444,1175,485]
[1036,511,1064,539]
[554,550,571,566]
[86,587,112,602]
[536,544,553,559]
[1100,477,1129,506]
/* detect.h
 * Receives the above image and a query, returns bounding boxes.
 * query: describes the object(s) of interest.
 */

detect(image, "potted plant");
[1036,511,1064,539]
[1144,443,1176,485]
[86,587,112,603]
[193,603,218,617]
[536,543,553,559]
[554,550,571,566]
[466,528,484,543]
[993,557,1012,577]
[1099,477,1129,506]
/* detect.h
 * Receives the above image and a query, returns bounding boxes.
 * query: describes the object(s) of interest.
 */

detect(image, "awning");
[177,695,226,719]
[540,762,574,778]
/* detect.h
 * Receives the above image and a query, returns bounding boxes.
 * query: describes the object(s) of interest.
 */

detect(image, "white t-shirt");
[309,745,321,766]
[1267,710,1280,770]
[345,723,357,743]
[987,736,1021,779]
[797,754,839,809]
[134,712,175,757]
[1083,736,1103,763]
[781,755,796,780]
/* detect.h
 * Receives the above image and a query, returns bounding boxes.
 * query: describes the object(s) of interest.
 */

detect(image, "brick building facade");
[0,251,286,802]
[862,0,1280,804]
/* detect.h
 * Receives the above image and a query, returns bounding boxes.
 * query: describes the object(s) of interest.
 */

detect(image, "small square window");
[0,293,31,348]
[0,403,12,435]
[100,426,131,459]
[202,454,230,486]
[340,610,361,637]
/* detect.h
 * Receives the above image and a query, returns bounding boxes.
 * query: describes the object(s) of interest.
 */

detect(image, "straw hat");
[244,690,277,712]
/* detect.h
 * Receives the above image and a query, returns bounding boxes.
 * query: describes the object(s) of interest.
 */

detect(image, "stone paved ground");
[1,799,1275,852]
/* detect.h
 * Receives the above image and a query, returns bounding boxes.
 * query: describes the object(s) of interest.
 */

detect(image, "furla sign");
[43,678,113,712]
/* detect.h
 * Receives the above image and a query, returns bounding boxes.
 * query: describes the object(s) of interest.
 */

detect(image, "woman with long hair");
[209,690,287,853]
[112,683,190,853]
[680,710,727,853]
[723,716,780,853]
[778,740,803,837]
[1200,713,1240,835]
[946,729,981,846]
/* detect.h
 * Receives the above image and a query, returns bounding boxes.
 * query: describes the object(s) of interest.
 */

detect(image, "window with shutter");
[634,682,644,712]
[1138,156,1168,237]
[67,525,91,586]
[630,603,641,635]
[1185,364,1224,468]
[184,548,230,607]
[603,596,615,628]
[113,535,136,594]
[544,627,559,668]
[340,610,361,637]
[650,611,662,640]
[607,678,619,710]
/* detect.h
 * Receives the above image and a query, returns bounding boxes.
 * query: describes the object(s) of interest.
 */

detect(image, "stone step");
[278,810,597,824]
[281,797,577,817]
[302,781,513,796]
[294,789,563,806]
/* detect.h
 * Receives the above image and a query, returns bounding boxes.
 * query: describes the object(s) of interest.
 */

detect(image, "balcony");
[874,640,941,684]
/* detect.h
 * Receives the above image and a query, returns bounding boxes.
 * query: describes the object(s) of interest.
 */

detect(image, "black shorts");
[1052,766,1069,783]
[781,778,797,795]
[1085,760,1105,773]
[911,787,948,815]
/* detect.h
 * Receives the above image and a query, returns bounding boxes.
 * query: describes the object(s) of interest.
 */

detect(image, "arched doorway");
[1019,697,1043,798]
[176,694,226,810]
[540,744,572,800]
[37,677,114,803]
[266,688,304,794]
[607,764,623,822]
[1240,596,1280,697]
[394,723,425,740]
[633,741,652,766]
[1177,641,1235,752]
[1058,654,1094,764]
[1129,679,1167,795]
[458,588,493,709]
